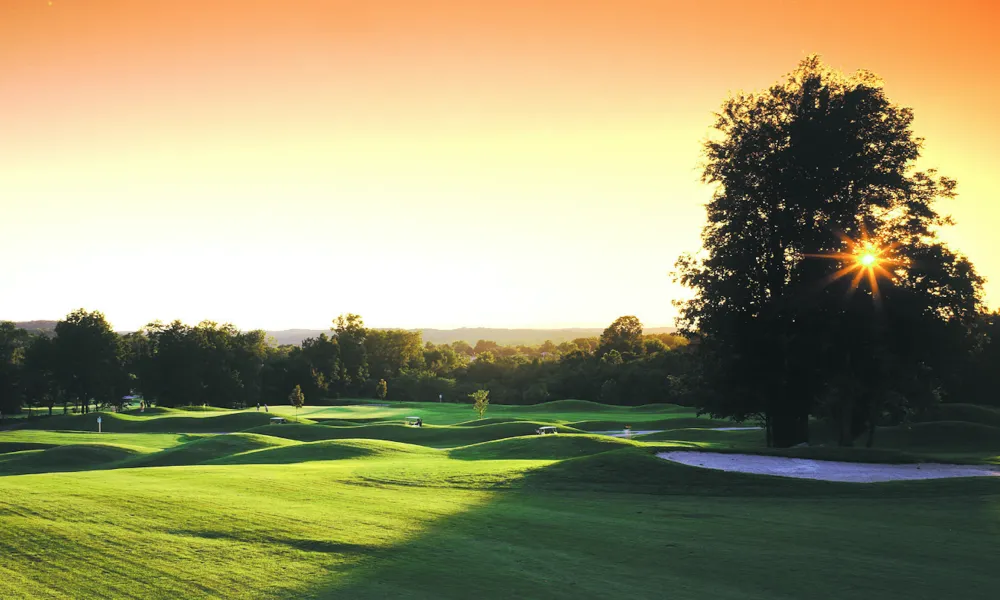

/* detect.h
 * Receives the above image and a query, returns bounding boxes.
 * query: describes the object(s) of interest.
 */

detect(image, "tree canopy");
[674,56,983,446]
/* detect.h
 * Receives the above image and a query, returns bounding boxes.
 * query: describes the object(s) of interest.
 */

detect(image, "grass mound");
[450,433,638,460]
[210,439,436,465]
[0,441,56,454]
[517,400,617,413]
[637,427,765,447]
[15,411,304,434]
[568,417,737,432]
[916,404,1000,428]
[450,417,526,427]
[0,443,146,476]
[630,403,691,412]
[875,421,1000,452]
[248,421,582,447]
[126,433,297,467]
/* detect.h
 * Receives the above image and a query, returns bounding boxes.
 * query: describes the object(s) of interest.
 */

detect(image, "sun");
[805,233,900,302]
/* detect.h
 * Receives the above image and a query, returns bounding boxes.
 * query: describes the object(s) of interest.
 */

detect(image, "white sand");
[657,451,1000,483]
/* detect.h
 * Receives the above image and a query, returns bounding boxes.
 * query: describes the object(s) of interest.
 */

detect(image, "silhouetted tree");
[675,56,983,446]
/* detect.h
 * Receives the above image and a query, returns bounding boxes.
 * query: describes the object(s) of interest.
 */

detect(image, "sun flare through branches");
[806,233,901,302]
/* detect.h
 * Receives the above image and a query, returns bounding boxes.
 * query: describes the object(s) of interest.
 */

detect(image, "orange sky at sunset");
[2,0,998,331]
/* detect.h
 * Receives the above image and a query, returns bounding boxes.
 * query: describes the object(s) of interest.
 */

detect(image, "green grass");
[210,439,438,465]
[0,430,201,452]
[568,416,738,431]
[247,421,584,448]
[13,410,311,433]
[124,433,299,468]
[2,400,1000,599]
[0,443,148,476]
[915,403,1000,428]
[449,433,639,460]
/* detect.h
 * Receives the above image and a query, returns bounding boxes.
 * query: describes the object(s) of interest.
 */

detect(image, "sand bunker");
[657,451,1000,483]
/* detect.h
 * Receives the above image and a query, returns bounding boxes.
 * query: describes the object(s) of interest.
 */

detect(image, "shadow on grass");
[287,449,1000,600]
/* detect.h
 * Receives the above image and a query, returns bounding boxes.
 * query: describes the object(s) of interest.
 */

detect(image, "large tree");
[675,57,982,447]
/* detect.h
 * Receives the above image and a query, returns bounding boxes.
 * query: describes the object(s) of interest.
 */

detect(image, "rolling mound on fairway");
[15,411,306,434]
[244,423,359,442]
[0,443,147,476]
[517,400,618,413]
[915,404,1000,428]
[875,421,1000,452]
[210,438,435,465]
[451,417,527,427]
[569,417,736,432]
[125,433,297,467]
[636,427,765,446]
[449,433,638,460]
[631,403,692,412]
[248,421,582,447]
[0,441,57,454]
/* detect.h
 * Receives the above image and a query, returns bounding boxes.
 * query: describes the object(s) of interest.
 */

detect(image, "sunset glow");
[2,0,998,330]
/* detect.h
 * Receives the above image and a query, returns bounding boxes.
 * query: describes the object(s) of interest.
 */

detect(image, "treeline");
[0,311,691,419]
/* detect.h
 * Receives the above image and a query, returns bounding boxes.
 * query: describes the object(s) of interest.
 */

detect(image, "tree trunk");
[838,398,854,447]
[770,411,809,448]
[866,401,877,448]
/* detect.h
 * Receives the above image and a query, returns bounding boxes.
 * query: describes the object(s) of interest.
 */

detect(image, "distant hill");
[13,320,57,335]
[267,327,678,347]
[8,321,677,347]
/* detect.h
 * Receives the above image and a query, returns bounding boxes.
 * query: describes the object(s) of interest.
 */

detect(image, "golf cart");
[535,426,557,435]
[405,416,423,428]
[269,417,287,424]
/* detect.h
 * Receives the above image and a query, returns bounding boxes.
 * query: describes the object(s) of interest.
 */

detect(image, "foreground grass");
[3,400,1000,598]
[2,452,998,599]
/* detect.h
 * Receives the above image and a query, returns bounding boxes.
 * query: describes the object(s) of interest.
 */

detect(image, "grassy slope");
[2,451,999,599]
[124,433,299,468]
[246,422,584,447]
[12,411,312,434]
[4,400,1000,599]
[0,443,148,476]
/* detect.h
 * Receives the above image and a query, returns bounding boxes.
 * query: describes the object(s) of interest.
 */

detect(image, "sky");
[2,0,998,331]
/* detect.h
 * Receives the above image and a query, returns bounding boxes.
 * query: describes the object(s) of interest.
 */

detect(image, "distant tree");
[601,349,624,366]
[21,334,60,416]
[473,340,499,355]
[600,379,619,404]
[469,389,489,419]
[366,329,424,380]
[599,316,644,357]
[375,379,388,402]
[643,338,668,354]
[333,314,368,391]
[289,384,305,420]
[571,337,600,354]
[53,310,123,414]
[451,340,475,357]
[0,322,30,421]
